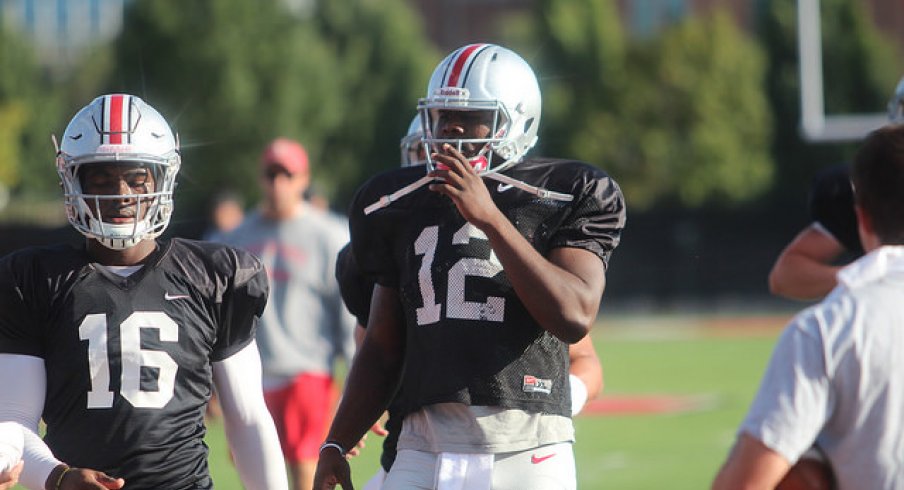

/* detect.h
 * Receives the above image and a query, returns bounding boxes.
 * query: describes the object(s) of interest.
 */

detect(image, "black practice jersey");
[335,243,373,327]
[349,157,625,418]
[0,238,268,490]
[809,164,863,255]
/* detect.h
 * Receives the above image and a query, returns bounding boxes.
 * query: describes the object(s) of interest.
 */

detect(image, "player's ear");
[854,205,877,251]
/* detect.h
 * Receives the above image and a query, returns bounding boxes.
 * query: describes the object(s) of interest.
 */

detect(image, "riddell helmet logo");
[435,87,470,99]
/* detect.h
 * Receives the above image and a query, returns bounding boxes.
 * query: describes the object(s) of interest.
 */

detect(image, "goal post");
[797,0,888,142]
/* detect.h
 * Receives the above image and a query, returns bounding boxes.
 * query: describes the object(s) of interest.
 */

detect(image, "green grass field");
[201,313,789,489]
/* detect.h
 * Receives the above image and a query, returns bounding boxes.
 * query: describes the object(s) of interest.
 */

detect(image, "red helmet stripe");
[447,43,486,87]
[107,94,125,144]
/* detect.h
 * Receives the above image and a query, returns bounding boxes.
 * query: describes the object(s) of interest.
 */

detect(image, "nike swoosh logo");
[530,453,556,464]
[164,292,191,301]
[497,183,514,192]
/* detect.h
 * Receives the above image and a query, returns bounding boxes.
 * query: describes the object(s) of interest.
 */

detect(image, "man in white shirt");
[713,123,904,489]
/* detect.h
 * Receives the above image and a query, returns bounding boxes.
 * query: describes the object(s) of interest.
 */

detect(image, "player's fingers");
[429,163,466,191]
[370,422,389,437]
[427,166,452,182]
[11,461,23,474]
[441,144,473,171]
[97,475,125,489]
[347,442,363,458]
[438,145,472,175]
[428,182,462,201]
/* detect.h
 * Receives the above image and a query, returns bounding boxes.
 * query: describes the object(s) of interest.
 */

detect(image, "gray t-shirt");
[220,205,355,385]
[740,246,904,489]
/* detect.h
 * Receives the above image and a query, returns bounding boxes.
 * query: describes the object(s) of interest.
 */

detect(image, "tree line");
[0,0,900,227]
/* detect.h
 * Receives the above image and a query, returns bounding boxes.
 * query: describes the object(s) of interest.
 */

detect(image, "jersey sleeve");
[0,253,45,357]
[809,164,862,254]
[348,173,405,288]
[550,168,627,267]
[335,243,373,327]
[211,247,269,361]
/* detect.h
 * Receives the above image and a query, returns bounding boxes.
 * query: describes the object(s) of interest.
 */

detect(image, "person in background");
[203,190,245,242]
[768,75,904,300]
[316,43,625,490]
[713,123,904,490]
[0,94,287,490]
[220,137,355,490]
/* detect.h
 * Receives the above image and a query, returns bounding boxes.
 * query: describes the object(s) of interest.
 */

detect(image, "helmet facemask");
[888,76,904,124]
[418,90,519,176]
[58,155,180,250]
[400,115,427,167]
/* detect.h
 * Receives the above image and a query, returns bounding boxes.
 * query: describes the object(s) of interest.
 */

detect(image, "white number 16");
[78,312,179,409]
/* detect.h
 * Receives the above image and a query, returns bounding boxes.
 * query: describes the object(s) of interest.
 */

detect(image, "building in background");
[0,0,127,75]
[410,0,903,50]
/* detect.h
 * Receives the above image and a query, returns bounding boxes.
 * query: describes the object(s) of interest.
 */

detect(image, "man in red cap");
[220,138,355,490]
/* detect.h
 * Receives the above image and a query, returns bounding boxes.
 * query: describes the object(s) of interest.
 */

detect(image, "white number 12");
[413,223,505,325]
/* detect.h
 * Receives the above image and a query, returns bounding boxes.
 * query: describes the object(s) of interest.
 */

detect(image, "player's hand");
[429,144,502,230]
[0,461,23,490]
[347,433,367,458]
[313,449,354,490]
[370,420,389,437]
[58,467,125,490]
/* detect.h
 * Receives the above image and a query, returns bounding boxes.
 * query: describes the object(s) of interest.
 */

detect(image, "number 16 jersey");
[0,238,268,489]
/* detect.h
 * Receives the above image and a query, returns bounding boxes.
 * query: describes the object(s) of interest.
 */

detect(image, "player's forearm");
[0,355,59,490]
[569,336,603,400]
[768,254,840,300]
[22,430,61,490]
[212,342,289,490]
[325,339,403,451]
[481,214,599,343]
[222,416,287,490]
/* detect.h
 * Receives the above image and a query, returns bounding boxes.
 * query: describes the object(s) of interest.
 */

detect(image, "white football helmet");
[54,94,181,250]
[400,115,426,167]
[888,76,904,123]
[417,43,541,174]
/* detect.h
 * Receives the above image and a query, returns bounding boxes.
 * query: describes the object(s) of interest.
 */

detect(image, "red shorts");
[264,373,338,462]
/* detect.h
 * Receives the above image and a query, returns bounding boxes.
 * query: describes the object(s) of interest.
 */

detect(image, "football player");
[768,75,904,300]
[338,118,604,490]
[316,44,625,490]
[0,94,288,490]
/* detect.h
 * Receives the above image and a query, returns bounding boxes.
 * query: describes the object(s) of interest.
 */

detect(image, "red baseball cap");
[260,138,308,175]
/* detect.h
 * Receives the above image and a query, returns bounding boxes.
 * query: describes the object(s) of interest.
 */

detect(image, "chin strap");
[363,171,573,215]
[364,175,435,215]
[483,172,574,202]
